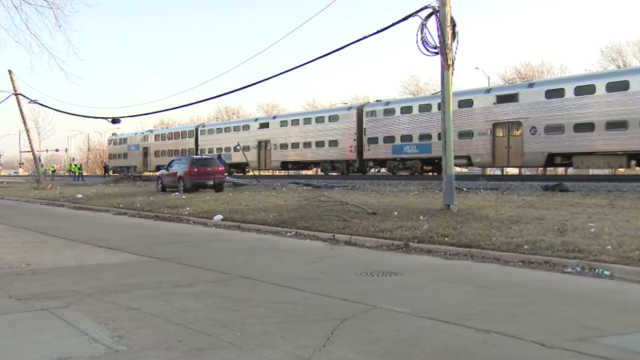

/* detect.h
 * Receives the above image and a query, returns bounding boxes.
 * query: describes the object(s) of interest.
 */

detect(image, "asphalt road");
[0,200,639,360]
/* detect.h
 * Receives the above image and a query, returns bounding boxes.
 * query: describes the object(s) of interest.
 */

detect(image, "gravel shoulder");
[1,179,639,267]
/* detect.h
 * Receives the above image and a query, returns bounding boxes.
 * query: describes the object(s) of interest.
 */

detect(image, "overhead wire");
[414,4,458,71]
[14,0,339,110]
[19,4,435,121]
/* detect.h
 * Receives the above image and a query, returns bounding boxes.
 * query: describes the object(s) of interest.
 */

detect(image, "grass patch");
[1,182,639,267]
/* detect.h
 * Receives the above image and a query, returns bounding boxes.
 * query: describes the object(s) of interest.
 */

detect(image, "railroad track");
[1,174,639,183]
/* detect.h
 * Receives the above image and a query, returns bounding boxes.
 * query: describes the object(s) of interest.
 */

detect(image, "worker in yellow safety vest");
[77,164,84,182]
[49,165,56,180]
[71,163,78,181]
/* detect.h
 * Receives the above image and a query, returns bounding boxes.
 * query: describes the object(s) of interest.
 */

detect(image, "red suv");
[157,155,226,193]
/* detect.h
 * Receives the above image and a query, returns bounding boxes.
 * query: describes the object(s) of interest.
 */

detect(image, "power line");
[15,0,339,110]
[20,4,434,121]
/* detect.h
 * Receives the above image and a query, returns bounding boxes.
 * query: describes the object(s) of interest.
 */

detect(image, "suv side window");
[165,160,175,171]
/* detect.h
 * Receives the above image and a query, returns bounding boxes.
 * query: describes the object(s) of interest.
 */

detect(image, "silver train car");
[108,67,640,175]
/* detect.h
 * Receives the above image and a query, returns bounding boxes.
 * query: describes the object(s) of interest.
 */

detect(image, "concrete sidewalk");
[0,200,639,360]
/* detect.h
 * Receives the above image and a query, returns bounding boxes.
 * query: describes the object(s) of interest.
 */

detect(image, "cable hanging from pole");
[19,4,435,121]
[413,3,458,71]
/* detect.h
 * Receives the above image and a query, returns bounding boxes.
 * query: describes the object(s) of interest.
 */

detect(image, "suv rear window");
[190,158,221,167]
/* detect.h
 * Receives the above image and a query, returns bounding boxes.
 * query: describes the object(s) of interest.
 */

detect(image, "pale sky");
[0,0,637,158]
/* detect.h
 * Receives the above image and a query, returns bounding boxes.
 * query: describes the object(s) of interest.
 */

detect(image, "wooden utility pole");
[8,70,46,186]
[439,0,457,210]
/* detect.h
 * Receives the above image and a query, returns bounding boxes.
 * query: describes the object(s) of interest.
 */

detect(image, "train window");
[108,154,112,160]
[418,104,432,113]
[154,150,160,158]
[291,142,300,149]
[259,122,269,129]
[400,106,413,115]
[544,124,565,135]
[224,147,231,153]
[167,132,174,140]
[303,117,312,125]
[438,132,442,141]
[280,120,288,127]
[606,80,630,93]
[188,148,195,156]
[315,141,325,148]
[494,124,507,137]
[181,149,188,156]
[216,128,223,134]
[496,93,519,104]
[161,133,166,141]
[188,130,195,138]
[303,142,312,149]
[199,148,206,155]
[233,145,241,152]
[418,133,432,142]
[574,84,596,96]
[315,116,325,124]
[200,129,206,136]
[383,108,396,116]
[174,131,180,139]
[143,135,149,142]
[161,150,166,157]
[329,115,339,122]
[242,125,250,131]
[224,127,231,133]
[233,126,241,132]
[207,148,214,154]
[181,131,188,139]
[123,153,128,159]
[329,140,339,147]
[208,129,215,135]
[383,136,396,144]
[573,122,595,133]
[117,153,122,159]
[458,99,474,109]
[216,147,223,153]
[457,130,474,140]
[291,119,300,126]
[437,102,441,111]
[605,120,629,131]
[174,149,179,156]
[367,137,379,145]
[242,145,250,152]
[545,88,565,99]
[154,134,160,142]
[511,123,523,136]
[365,110,377,118]
[168,149,174,157]
[400,134,413,143]
[280,143,288,150]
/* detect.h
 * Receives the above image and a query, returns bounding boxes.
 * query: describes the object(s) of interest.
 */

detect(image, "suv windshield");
[190,158,220,167]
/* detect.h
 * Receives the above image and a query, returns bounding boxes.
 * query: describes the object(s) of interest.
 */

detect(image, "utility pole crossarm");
[8,70,46,186]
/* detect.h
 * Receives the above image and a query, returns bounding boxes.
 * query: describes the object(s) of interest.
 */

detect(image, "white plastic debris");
[393,211,398,215]
[212,215,224,222]
[523,245,530,249]
[606,245,612,250]
[76,194,83,198]
[422,225,429,231]
[182,195,186,199]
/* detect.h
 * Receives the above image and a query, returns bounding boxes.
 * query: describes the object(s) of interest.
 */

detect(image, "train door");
[142,147,149,172]
[257,140,271,170]
[493,121,523,167]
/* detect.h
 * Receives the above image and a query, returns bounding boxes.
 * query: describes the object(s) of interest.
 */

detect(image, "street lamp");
[99,127,120,142]
[475,67,491,87]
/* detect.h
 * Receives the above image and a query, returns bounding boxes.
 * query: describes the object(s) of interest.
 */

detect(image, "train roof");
[200,105,357,129]
[107,124,198,139]
[363,66,640,110]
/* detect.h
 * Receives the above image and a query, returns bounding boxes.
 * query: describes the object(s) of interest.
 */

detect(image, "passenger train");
[108,67,640,175]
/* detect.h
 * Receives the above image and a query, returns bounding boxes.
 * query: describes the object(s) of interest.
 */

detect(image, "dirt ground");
[1,181,639,267]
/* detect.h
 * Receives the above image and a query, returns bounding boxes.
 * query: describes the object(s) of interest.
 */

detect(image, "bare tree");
[348,93,374,104]
[256,99,288,116]
[27,107,56,152]
[75,136,107,175]
[0,0,86,77]
[595,40,639,70]
[398,75,440,97]
[153,117,183,129]
[497,60,569,85]
[207,104,253,122]
[302,97,329,111]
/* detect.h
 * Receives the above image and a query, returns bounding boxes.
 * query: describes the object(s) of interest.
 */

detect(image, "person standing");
[49,165,56,181]
[77,164,84,181]
[103,162,110,178]
[71,163,78,181]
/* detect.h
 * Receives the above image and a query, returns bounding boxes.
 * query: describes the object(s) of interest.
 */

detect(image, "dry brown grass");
[1,182,639,266]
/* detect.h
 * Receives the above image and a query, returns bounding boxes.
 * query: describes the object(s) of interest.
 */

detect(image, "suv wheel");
[213,183,225,193]
[157,178,166,192]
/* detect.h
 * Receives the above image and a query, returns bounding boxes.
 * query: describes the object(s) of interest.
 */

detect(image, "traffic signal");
[45,149,49,153]
[55,148,59,153]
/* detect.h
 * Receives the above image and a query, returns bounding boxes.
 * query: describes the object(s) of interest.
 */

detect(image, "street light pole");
[475,67,490,87]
